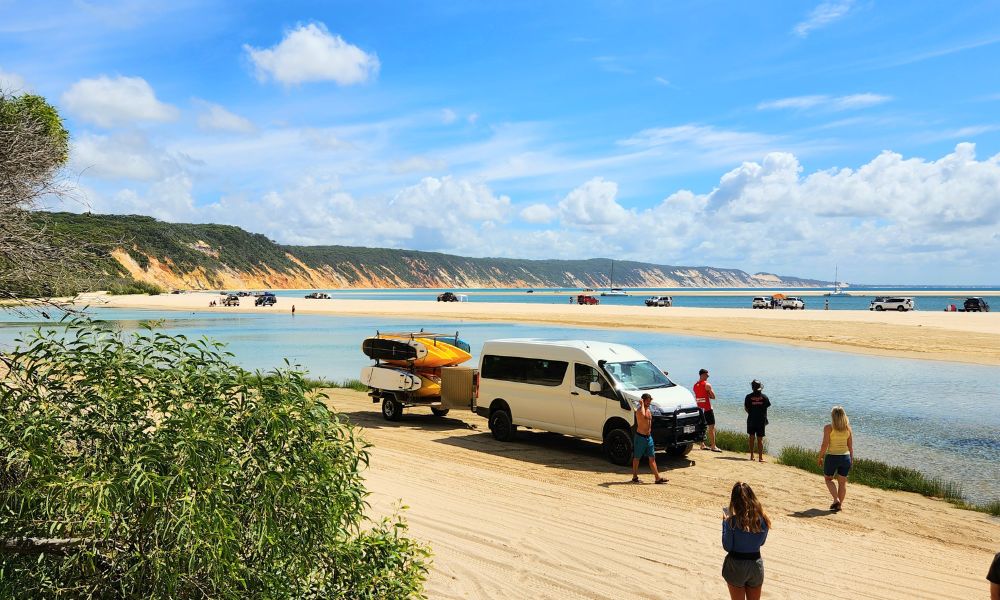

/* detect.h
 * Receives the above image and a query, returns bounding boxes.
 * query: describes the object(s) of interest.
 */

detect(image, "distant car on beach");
[781,297,805,310]
[963,297,989,312]
[254,293,277,307]
[644,296,672,307]
[576,294,599,305]
[870,297,914,312]
[221,294,240,307]
[304,292,330,299]
[752,297,769,309]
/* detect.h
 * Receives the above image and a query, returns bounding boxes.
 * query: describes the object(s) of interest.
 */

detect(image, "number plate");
[683,425,695,434]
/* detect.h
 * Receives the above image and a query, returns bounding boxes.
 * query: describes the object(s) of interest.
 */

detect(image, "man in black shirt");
[744,380,771,463]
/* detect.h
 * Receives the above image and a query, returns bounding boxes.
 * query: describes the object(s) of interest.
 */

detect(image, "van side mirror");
[589,381,602,394]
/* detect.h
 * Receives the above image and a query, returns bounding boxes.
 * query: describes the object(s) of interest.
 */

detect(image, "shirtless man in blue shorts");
[632,393,667,484]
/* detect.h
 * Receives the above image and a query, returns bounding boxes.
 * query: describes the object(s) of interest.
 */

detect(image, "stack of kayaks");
[360,331,472,398]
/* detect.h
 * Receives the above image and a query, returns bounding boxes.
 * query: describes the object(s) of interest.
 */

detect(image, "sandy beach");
[324,388,998,600]
[92,293,1000,366]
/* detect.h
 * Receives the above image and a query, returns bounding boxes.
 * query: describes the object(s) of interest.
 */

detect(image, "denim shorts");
[824,454,852,477]
[633,433,655,459]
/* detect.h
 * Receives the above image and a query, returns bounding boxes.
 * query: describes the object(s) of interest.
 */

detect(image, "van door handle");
[571,391,579,395]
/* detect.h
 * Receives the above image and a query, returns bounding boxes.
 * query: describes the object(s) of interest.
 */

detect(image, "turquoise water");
[2,307,998,503]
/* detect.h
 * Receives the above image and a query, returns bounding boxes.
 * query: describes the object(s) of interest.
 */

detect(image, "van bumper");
[651,407,707,448]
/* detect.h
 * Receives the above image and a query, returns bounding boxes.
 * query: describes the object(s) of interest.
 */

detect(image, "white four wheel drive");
[781,297,805,310]
[464,339,707,465]
[869,297,915,312]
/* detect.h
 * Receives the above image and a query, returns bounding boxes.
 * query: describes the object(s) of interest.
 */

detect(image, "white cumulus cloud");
[61,75,179,128]
[195,100,256,133]
[71,132,195,181]
[244,23,379,86]
[519,203,557,224]
[558,177,630,228]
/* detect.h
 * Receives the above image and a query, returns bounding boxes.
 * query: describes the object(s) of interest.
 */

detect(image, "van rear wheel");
[604,428,633,466]
[489,409,516,441]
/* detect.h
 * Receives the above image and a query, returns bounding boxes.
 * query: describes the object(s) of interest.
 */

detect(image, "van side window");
[574,364,615,399]
[481,355,568,387]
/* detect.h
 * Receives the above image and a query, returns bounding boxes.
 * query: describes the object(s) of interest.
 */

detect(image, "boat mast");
[610,259,614,288]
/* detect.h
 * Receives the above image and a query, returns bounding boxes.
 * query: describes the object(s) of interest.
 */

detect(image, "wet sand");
[93,293,1000,366]
[325,388,999,600]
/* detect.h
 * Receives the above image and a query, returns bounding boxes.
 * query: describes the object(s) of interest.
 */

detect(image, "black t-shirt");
[988,552,1000,584]
[744,392,771,424]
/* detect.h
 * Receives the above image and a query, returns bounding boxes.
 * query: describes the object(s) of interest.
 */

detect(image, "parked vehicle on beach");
[464,339,705,465]
[221,294,240,307]
[576,294,599,305]
[964,297,990,312]
[254,293,277,307]
[870,297,914,312]
[304,292,330,299]
[781,297,805,310]
[645,296,672,307]
[438,292,469,302]
[752,297,769,309]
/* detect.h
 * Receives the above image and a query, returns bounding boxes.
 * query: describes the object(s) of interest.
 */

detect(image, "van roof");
[482,338,647,361]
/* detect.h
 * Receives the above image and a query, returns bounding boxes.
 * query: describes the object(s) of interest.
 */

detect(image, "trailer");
[368,366,479,421]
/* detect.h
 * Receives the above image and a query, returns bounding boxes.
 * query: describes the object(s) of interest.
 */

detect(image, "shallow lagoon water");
[2,307,998,503]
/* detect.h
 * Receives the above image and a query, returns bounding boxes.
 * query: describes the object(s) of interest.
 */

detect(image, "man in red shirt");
[694,368,721,452]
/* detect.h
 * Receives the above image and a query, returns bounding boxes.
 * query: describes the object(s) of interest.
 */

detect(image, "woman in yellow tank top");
[817,406,854,512]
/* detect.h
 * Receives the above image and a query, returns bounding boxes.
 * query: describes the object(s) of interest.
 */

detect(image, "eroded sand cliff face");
[110,247,811,290]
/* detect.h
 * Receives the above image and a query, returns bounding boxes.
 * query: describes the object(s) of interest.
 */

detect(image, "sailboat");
[601,260,628,296]
[824,265,851,297]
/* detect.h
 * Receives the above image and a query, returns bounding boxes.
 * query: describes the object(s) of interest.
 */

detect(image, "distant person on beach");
[988,552,1000,600]
[632,393,666,484]
[694,369,720,452]
[744,380,770,462]
[817,406,854,512]
[721,481,771,600]
[292,304,296,315]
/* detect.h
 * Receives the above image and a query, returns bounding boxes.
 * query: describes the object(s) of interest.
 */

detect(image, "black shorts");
[747,421,766,437]
[703,409,716,426]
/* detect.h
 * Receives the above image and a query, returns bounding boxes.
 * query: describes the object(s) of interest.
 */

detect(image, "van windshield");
[604,361,674,391]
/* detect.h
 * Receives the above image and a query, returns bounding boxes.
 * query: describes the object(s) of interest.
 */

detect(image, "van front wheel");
[489,409,516,441]
[604,428,633,466]
[667,443,694,458]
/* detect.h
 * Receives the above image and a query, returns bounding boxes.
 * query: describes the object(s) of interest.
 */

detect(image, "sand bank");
[324,389,997,600]
[92,293,1000,366]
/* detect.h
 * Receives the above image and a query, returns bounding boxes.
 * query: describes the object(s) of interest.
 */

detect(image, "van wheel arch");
[603,417,634,466]
[489,399,511,417]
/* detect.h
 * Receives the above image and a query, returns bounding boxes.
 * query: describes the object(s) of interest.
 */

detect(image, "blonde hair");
[831,406,850,432]
[727,482,772,533]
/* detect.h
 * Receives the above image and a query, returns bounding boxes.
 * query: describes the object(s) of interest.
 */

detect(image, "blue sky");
[2,0,999,284]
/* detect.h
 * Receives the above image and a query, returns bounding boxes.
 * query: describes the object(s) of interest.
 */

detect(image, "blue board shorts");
[633,433,655,459]
[824,454,852,477]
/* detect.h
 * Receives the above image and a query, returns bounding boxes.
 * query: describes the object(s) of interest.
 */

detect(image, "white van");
[468,339,706,465]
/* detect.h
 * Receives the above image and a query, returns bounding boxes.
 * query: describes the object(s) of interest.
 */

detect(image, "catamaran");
[601,260,628,296]
[824,265,851,296]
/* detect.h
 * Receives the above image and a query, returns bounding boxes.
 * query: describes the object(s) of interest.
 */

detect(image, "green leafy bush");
[0,320,429,598]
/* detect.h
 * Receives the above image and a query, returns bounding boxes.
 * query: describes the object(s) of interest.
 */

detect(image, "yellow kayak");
[411,371,442,397]
[380,336,472,368]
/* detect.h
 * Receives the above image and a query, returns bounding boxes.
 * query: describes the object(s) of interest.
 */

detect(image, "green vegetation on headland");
[16,211,830,296]
[777,445,1000,517]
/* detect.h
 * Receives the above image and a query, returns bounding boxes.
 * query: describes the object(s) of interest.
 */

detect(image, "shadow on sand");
[434,427,697,477]
[789,508,836,518]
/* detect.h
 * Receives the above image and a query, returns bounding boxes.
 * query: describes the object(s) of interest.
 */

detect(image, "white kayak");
[361,365,423,392]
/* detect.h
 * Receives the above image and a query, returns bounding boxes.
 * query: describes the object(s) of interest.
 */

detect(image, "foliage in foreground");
[0,320,429,598]
[714,429,768,454]
[777,445,999,516]
[304,377,369,392]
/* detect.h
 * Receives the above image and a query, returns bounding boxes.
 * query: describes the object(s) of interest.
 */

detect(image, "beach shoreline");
[88,293,1000,366]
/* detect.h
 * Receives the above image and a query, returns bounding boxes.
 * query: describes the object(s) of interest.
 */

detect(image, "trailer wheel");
[603,427,633,466]
[667,443,694,458]
[489,408,516,441]
[381,396,403,421]
[431,407,450,417]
